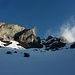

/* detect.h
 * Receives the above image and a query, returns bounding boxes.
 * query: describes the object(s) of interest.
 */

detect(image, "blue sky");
[0,0,75,37]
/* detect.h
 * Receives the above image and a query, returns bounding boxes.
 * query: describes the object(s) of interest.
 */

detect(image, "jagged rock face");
[0,22,36,44]
[18,28,36,43]
[0,23,25,41]
[14,28,36,43]
[43,36,66,50]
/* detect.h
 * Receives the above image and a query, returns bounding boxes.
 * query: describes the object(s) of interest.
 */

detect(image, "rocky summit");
[0,22,36,46]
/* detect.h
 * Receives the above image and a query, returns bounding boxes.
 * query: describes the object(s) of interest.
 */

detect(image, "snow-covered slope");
[0,41,24,49]
[6,41,24,49]
[0,41,75,75]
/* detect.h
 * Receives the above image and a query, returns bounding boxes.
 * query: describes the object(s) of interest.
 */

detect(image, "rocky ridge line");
[0,22,75,50]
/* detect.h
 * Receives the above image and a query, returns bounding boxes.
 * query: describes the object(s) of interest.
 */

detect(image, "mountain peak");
[0,22,36,46]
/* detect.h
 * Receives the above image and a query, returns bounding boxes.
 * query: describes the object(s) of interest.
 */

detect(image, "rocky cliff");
[0,22,36,44]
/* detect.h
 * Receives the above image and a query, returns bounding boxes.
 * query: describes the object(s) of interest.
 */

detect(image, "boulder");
[23,53,30,57]
[6,51,12,54]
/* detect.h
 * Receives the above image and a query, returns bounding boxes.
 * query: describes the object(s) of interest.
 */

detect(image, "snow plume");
[44,29,59,38]
[60,16,75,43]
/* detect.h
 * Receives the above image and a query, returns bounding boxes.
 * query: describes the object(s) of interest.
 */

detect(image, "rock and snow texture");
[6,41,24,49]
[0,41,24,49]
[0,41,6,47]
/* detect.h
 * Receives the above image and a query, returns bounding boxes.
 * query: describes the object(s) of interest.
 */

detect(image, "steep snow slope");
[0,47,75,75]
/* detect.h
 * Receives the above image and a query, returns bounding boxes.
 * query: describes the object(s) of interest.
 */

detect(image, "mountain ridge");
[0,22,75,50]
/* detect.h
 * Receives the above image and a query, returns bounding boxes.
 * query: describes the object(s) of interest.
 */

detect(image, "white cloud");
[60,16,75,42]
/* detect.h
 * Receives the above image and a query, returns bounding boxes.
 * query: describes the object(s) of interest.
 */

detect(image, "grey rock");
[0,22,36,44]
[0,23,25,41]
[18,28,36,43]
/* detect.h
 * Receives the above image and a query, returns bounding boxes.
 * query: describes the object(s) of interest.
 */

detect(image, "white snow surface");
[0,41,24,49]
[6,41,24,49]
[0,41,75,75]
[0,41,6,47]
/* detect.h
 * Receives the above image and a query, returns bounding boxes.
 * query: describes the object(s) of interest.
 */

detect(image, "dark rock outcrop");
[49,42,66,49]
[24,53,30,57]
[46,36,53,41]
[30,36,43,48]
[70,42,75,49]
[43,36,66,51]
[6,51,12,54]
